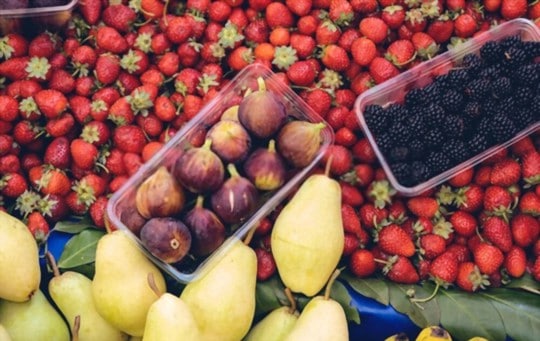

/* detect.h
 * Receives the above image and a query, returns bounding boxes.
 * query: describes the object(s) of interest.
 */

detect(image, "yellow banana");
[415,326,452,341]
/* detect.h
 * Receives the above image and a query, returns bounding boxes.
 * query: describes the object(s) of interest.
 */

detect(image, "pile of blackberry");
[363,35,540,188]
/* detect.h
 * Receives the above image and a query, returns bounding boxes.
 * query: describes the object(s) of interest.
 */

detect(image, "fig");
[135,166,186,219]
[210,164,259,225]
[221,105,239,122]
[243,139,287,191]
[238,77,287,139]
[140,217,192,264]
[173,138,225,193]
[277,121,326,168]
[206,119,251,163]
[119,201,146,236]
[183,195,226,256]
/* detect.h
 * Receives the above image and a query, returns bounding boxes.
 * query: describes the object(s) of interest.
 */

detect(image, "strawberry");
[45,113,75,138]
[286,60,316,86]
[322,144,353,176]
[0,56,30,81]
[329,0,354,27]
[359,203,388,229]
[102,4,136,33]
[385,39,415,68]
[411,32,439,60]
[359,17,389,45]
[382,5,406,30]
[0,33,28,60]
[26,211,49,243]
[473,166,492,187]
[378,224,415,257]
[79,0,101,24]
[510,214,539,248]
[44,137,70,169]
[28,33,57,59]
[504,246,526,278]
[351,37,377,67]
[34,89,67,119]
[165,16,193,44]
[89,196,108,229]
[413,216,434,235]
[407,196,439,218]
[350,0,377,13]
[113,125,147,154]
[455,184,484,212]
[96,26,128,54]
[108,97,135,126]
[404,8,426,33]
[0,173,27,198]
[343,164,374,188]
[104,148,126,176]
[81,121,110,147]
[301,88,332,118]
[320,44,350,72]
[255,248,276,281]
[349,249,376,278]
[48,69,75,94]
[456,262,489,292]
[340,182,365,207]
[65,191,88,215]
[446,244,471,263]
[429,252,458,284]
[473,243,504,275]
[289,34,316,60]
[334,127,357,147]
[483,185,513,220]
[352,138,377,164]
[482,216,513,253]
[70,138,98,170]
[448,168,474,188]
[384,255,420,284]
[500,0,527,19]
[0,155,20,174]
[490,158,521,187]
[522,151,540,187]
[426,15,454,44]
[449,210,477,237]
[0,95,19,122]
[342,203,362,236]
[266,2,294,29]
[420,234,446,260]
[228,46,254,71]
[39,167,71,197]
[518,191,540,216]
[325,106,349,130]
[369,57,400,84]
[95,54,120,85]
[453,13,478,38]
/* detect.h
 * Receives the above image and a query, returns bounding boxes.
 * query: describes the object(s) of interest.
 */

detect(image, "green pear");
[47,253,127,341]
[244,288,299,341]
[0,290,70,341]
[181,239,257,341]
[271,170,344,297]
[142,293,201,341]
[0,211,40,302]
[283,271,348,341]
[92,230,166,337]
[0,324,11,341]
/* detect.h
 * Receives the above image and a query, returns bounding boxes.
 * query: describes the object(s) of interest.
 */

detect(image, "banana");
[415,326,452,341]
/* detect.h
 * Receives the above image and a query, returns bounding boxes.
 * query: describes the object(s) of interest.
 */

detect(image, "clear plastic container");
[106,64,334,283]
[0,0,78,36]
[354,18,540,197]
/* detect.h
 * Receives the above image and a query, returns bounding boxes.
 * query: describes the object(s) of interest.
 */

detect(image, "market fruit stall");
[0,0,539,340]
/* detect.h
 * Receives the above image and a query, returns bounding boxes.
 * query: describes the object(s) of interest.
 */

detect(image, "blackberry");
[405,88,426,107]
[390,122,412,145]
[464,79,491,101]
[363,104,389,135]
[491,112,518,143]
[512,107,535,131]
[521,41,540,59]
[478,65,502,81]
[477,116,494,137]
[442,114,466,138]
[375,133,393,154]
[502,46,529,67]
[480,40,505,64]
[423,103,446,127]
[461,53,484,75]
[512,64,540,87]
[409,139,425,160]
[424,128,443,150]
[410,161,431,185]
[441,89,465,110]
[391,162,413,187]
[389,146,410,162]
[434,74,452,90]
[500,35,522,50]
[532,95,540,121]
[513,86,534,107]
[467,134,489,155]
[490,76,513,99]
[386,104,409,125]
[405,113,428,136]
[447,69,470,89]
[463,101,482,119]
[480,100,498,117]
[426,151,452,174]
[442,139,469,164]
[422,82,442,103]
[498,96,517,114]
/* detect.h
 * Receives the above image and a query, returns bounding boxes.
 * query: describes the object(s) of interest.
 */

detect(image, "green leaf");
[481,289,540,341]
[332,280,360,324]
[255,276,287,317]
[58,229,105,269]
[505,273,540,295]
[387,282,440,328]
[341,274,389,305]
[53,216,97,234]
[438,289,506,341]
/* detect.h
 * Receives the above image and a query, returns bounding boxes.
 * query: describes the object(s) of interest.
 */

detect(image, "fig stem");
[256,77,266,92]
[267,139,276,153]
[147,273,162,298]
[227,163,240,178]
[284,288,297,314]
[45,251,61,278]
[324,268,341,301]
[71,315,80,341]
[195,195,205,208]
[202,138,213,150]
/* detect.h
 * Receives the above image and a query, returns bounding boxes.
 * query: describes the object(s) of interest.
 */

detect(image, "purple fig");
[140,217,192,264]
[210,164,259,225]
[238,77,287,139]
[118,201,147,236]
[243,139,287,191]
[277,121,326,168]
[183,195,226,256]
[206,119,251,163]
[173,138,225,193]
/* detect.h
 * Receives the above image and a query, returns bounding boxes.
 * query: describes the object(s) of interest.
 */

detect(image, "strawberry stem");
[410,281,440,304]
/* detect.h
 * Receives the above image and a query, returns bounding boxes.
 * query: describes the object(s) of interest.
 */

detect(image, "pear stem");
[284,288,297,314]
[195,195,205,208]
[324,269,341,300]
[243,223,257,245]
[45,251,61,277]
[147,273,162,298]
[324,154,333,178]
[257,77,266,92]
[71,315,80,341]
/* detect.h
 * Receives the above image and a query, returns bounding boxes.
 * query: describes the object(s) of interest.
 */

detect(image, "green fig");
[0,211,40,302]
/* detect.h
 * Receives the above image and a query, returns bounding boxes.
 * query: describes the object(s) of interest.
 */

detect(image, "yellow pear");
[92,230,166,337]
[0,324,11,341]
[244,288,299,341]
[181,239,257,341]
[0,211,40,302]
[284,270,348,341]
[271,167,344,296]
[47,253,127,341]
[0,290,70,341]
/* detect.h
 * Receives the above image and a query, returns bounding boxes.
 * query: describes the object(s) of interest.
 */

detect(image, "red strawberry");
[316,20,341,45]
[45,113,75,138]
[113,125,147,154]
[48,69,75,94]
[289,34,316,60]
[96,26,128,54]
[473,243,504,275]
[426,15,454,44]
[483,186,513,219]
[0,33,28,59]
[420,234,446,260]
[165,16,193,44]
[482,216,513,253]
[519,191,540,216]
[44,137,71,169]
[66,191,88,215]
[453,13,478,38]
[104,148,126,176]
[350,0,377,13]
[0,173,27,198]
[359,203,388,229]
[286,60,316,86]
[0,56,29,81]
[340,182,364,207]
[455,184,484,212]
[301,88,332,118]
[329,0,354,27]
[430,252,458,284]
[0,155,20,174]
[359,17,388,44]
[102,4,136,33]
[532,257,540,282]
[456,262,489,292]
[349,249,376,278]
[27,211,49,243]
[490,158,521,187]
[446,244,471,263]
[89,196,108,229]
[382,5,406,29]
[95,54,120,85]
[34,89,68,119]
[449,168,474,188]
[369,57,400,84]
[404,8,426,33]
[504,246,526,278]
[320,44,350,72]
[510,214,539,248]
[255,248,276,281]
[407,196,439,218]
[321,144,353,176]
[70,138,98,170]
[342,204,362,236]
[79,0,101,24]
[522,151,540,187]
[385,255,420,284]
[500,0,527,19]
[39,168,71,197]
[0,95,19,122]
[352,138,377,164]
[378,224,415,257]
[385,39,415,68]
[449,210,477,237]
[81,121,110,147]
[411,32,439,60]
[108,97,135,126]
[12,120,40,146]
[266,2,294,29]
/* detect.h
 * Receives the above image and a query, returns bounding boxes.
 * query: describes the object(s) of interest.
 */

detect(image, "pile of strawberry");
[0,0,539,291]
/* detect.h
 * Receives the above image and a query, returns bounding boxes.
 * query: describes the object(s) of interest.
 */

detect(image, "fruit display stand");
[0,1,539,341]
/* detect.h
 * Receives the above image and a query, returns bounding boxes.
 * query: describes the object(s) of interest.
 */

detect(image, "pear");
[181,239,257,341]
[92,230,166,337]
[271,162,344,297]
[0,290,70,341]
[284,270,348,341]
[244,288,299,341]
[46,252,127,341]
[0,324,11,341]
[0,211,40,302]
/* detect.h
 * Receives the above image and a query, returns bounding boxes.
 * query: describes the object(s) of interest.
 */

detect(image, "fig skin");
[206,119,251,164]
[183,195,226,256]
[140,217,192,264]
[210,164,259,225]
[173,138,225,193]
[119,201,147,236]
[277,121,326,168]
[238,78,287,139]
[243,139,287,191]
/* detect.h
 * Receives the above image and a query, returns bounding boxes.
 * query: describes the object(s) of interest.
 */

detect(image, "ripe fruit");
[473,243,504,275]
[378,224,415,257]
[349,249,376,278]
[407,197,439,218]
